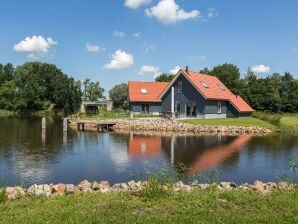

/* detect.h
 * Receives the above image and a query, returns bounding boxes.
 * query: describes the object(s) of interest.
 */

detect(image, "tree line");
[0,62,103,115]
[154,63,298,113]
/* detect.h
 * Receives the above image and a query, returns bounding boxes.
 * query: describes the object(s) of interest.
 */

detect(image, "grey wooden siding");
[161,74,228,117]
[129,102,161,113]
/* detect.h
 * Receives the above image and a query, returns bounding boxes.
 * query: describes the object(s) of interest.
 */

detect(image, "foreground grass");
[0,189,297,224]
[182,117,278,131]
[280,113,298,132]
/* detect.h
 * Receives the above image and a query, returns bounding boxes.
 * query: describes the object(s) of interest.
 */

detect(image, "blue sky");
[0,0,298,94]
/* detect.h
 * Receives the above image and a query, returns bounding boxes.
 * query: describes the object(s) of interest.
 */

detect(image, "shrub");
[252,111,281,126]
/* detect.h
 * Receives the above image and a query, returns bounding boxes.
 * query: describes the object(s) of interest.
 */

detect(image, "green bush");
[252,111,281,126]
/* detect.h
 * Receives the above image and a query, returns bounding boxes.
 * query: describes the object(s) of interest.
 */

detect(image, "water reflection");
[0,117,297,186]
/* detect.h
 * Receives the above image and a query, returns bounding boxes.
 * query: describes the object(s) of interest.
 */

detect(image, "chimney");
[185,66,189,73]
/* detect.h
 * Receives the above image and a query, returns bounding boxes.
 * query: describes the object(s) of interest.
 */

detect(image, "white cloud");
[250,64,271,74]
[86,43,104,53]
[133,32,141,38]
[145,0,200,24]
[169,66,181,74]
[142,43,154,53]
[138,65,160,77]
[13,35,57,59]
[207,7,218,18]
[104,49,134,69]
[114,31,126,37]
[125,0,151,9]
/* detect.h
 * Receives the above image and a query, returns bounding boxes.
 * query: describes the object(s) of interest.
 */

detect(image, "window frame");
[217,102,222,114]
[177,81,182,93]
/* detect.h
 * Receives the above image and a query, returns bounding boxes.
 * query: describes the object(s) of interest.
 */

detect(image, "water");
[0,116,297,187]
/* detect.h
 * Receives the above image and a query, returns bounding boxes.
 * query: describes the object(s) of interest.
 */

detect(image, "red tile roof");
[128,69,254,113]
[180,70,254,112]
[128,81,169,102]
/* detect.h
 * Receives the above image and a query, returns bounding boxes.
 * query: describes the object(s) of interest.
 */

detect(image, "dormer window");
[218,83,225,90]
[200,81,208,88]
[140,88,147,94]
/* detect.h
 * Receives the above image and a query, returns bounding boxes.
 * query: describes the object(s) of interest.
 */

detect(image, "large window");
[217,102,222,113]
[141,104,150,113]
[178,81,182,93]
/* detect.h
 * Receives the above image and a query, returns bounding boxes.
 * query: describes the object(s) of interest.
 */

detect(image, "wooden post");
[41,117,46,130]
[63,118,68,132]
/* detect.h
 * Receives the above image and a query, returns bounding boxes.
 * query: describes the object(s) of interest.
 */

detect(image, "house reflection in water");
[127,133,252,176]
[127,133,162,158]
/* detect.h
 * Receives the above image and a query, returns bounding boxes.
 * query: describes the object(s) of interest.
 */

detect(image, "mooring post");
[63,118,68,132]
[42,117,46,130]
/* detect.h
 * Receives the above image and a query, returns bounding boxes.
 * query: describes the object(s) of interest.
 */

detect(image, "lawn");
[280,113,298,132]
[182,117,278,131]
[0,189,297,224]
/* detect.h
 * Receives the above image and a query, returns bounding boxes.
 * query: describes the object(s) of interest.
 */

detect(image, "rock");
[182,185,192,192]
[128,180,136,188]
[91,181,100,191]
[52,183,65,195]
[278,181,290,190]
[27,184,51,197]
[175,181,184,188]
[112,183,121,192]
[65,184,75,194]
[78,180,91,190]
[198,184,210,190]
[120,183,129,191]
[264,182,277,190]
[5,186,25,200]
[99,181,110,189]
[253,181,267,192]
[220,182,237,190]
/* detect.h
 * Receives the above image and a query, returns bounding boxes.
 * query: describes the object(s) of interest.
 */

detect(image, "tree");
[210,63,242,95]
[155,73,174,82]
[0,63,14,85]
[82,79,104,101]
[109,83,128,110]
[0,80,16,110]
[13,62,82,114]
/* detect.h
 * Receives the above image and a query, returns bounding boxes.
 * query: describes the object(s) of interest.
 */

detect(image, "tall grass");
[252,111,282,126]
[0,176,7,204]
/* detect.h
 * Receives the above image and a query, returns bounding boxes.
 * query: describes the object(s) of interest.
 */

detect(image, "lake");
[0,116,297,187]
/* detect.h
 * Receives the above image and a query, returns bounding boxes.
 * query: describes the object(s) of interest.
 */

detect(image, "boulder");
[5,186,25,200]
[52,183,65,195]
[27,184,51,197]
[65,184,75,194]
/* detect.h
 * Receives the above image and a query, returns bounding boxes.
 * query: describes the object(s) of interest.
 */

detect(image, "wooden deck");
[77,121,116,132]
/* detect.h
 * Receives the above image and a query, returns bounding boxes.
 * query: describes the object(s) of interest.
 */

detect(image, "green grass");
[280,113,298,132]
[0,189,297,223]
[77,112,160,120]
[0,110,13,117]
[182,117,278,131]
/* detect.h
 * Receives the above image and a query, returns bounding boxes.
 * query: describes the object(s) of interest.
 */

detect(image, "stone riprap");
[69,118,271,135]
[2,180,296,201]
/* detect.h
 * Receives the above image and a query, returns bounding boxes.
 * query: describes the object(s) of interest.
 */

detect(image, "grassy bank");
[280,113,298,132]
[0,109,14,117]
[182,117,278,131]
[0,189,297,223]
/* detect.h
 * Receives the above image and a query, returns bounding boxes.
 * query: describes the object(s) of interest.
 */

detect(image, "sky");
[1,0,298,95]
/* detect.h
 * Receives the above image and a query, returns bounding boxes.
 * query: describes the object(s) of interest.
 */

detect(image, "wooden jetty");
[77,121,116,132]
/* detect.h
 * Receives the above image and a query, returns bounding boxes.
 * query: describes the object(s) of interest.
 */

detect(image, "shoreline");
[3,179,296,201]
[69,118,272,135]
